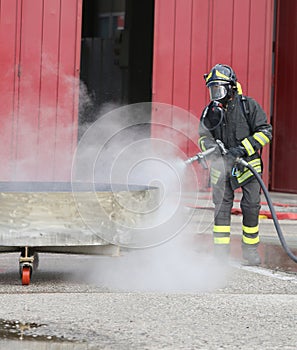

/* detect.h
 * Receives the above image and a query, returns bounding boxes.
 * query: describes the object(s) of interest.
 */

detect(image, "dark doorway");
[79,0,155,127]
[271,0,297,193]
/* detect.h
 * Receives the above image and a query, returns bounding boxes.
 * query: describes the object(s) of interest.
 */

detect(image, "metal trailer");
[0,182,159,285]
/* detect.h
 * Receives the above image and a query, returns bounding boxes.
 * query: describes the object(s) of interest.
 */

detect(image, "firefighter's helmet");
[204,64,237,102]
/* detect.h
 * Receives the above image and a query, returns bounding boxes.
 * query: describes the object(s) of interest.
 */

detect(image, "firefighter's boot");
[213,244,230,262]
[242,243,261,266]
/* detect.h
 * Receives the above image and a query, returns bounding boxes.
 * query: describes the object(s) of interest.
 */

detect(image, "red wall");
[152,0,274,185]
[0,0,82,181]
[271,0,297,193]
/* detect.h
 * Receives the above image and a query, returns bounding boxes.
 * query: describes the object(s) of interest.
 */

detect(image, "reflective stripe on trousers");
[213,225,231,244]
[212,176,261,246]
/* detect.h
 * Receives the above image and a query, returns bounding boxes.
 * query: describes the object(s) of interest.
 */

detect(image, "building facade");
[0,0,296,192]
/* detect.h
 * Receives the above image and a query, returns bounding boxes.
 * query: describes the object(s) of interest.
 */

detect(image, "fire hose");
[185,140,297,264]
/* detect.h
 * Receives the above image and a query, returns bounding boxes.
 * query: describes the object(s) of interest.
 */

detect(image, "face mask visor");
[208,82,228,101]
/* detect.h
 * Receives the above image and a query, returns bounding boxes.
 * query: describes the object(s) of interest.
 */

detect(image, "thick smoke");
[83,230,231,293]
[72,102,230,292]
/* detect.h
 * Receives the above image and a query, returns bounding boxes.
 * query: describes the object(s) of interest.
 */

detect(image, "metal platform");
[0,181,159,252]
[0,181,159,284]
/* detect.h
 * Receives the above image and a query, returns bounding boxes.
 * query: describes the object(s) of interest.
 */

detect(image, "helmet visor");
[208,83,228,101]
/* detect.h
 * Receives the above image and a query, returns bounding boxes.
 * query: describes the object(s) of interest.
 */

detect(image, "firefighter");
[198,63,272,265]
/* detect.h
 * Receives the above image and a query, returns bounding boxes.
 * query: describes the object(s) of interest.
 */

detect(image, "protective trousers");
[212,176,261,246]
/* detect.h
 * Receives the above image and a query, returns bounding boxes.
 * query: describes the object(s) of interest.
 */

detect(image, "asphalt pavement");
[0,252,297,349]
[0,190,296,349]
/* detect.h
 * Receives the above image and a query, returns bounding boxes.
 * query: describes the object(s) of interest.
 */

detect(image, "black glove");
[228,145,247,159]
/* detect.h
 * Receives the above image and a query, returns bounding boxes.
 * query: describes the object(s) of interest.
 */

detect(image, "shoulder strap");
[236,83,249,119]
[240,95,263,157]
[240,95,250,121]
[239,95,252,132]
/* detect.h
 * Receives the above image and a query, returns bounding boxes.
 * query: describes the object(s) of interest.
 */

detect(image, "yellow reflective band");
[201,141,206,151]
[211,173,220,180]
[211,177,218,185]
[205,72,212,83]
[210,168,221,185]
[242,138,255,156]
[236,82,243,95]
[199,136,207,151]
[213,225,231,233]
[249,158,261,167]
[243,225,259,234]
[198,136,207,143]
[253,132,270,146]
[211,168,221,177]
[215,69,229,80]
[237,170,253,183]
[236,159,262,183]
[237,168,260,183]
[206,69,230,83]
[214,237,230,244]
[242,235,260,245]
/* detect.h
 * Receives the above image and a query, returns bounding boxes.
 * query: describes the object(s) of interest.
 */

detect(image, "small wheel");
[22,267,31,285]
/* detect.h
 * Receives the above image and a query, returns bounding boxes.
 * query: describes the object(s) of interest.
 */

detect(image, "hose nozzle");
[185,155,199,164]
[185,146,217,169]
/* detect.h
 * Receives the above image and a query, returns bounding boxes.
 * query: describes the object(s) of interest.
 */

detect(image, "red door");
[0,0,82,181]
[271,0,297,193]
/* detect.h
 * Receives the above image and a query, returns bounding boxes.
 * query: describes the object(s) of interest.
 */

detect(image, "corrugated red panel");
[152,0,175,108]
[152,0,274,186]
[0,0,82,181]
[151,0,175,142]
[37,0,61,180]
[188,0,210,158]
[172,0,192,156]
[53,0,81,181]
[0,0,22,179]
[271,0,297,193]
[16,0,44,180]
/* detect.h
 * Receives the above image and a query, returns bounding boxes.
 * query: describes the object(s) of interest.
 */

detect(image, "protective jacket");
[198,94,272,189]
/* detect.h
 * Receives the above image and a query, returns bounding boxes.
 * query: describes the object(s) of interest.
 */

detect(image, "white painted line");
[231,260,297,283]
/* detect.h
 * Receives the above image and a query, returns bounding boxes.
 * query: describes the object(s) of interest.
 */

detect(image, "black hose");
[240,159,297,263]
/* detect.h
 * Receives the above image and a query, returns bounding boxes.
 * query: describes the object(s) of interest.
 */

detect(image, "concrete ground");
[0,192,296,349]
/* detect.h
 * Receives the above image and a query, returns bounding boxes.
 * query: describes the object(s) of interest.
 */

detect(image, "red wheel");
[22,267,31,285]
